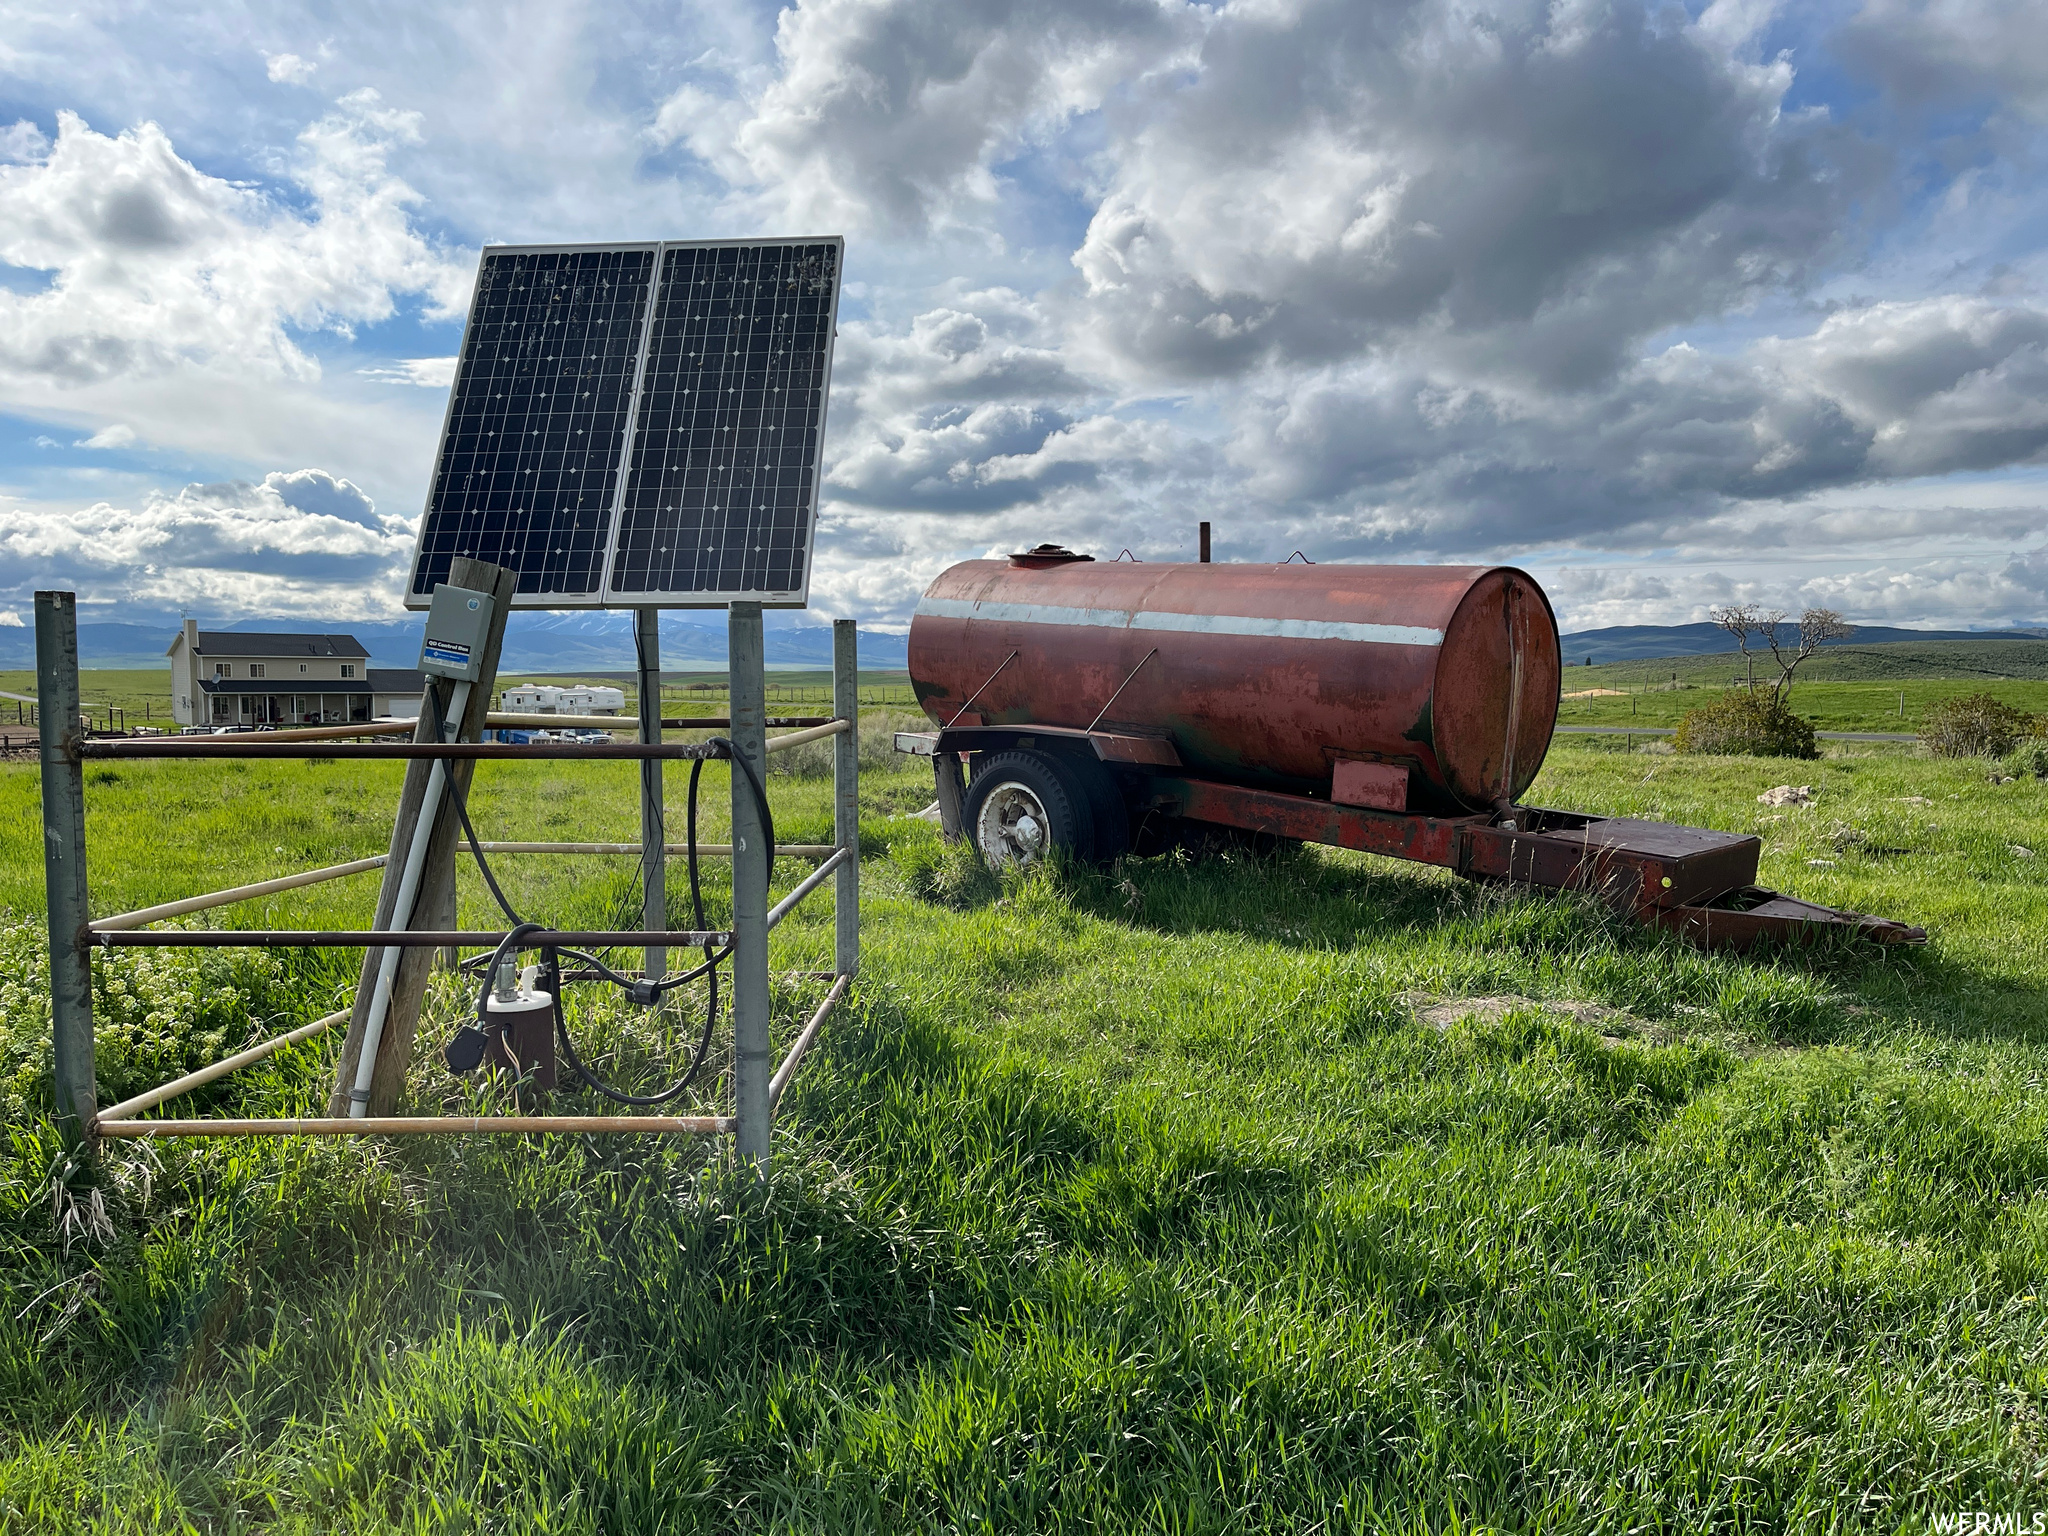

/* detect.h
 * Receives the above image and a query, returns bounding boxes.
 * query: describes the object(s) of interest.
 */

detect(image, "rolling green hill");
[1568,637,2048,691]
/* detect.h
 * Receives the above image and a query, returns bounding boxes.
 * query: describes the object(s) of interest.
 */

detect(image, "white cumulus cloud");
[671,0,1202,234]
[263,51,319,85]
[0,96,467,394]
[356,356,457,387]
[0,469,416,621]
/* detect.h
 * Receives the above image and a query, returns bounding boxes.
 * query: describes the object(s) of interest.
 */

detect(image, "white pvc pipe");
[348,678,470,1116]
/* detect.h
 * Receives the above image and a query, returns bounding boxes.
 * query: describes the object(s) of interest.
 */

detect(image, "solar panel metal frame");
[403,237,843,611]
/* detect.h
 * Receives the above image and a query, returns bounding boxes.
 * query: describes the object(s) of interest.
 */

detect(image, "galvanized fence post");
[35,592,97,1145]
[727,603,771,1168]
[832,620,859,978]
[636,606,666,981]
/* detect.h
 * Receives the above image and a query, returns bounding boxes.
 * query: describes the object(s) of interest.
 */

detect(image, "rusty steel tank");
[908,550,1562,814]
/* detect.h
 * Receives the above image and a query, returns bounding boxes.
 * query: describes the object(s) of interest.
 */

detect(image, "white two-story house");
[167,621,396,727]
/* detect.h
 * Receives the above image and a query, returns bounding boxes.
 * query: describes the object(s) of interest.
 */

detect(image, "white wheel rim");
[975,780,1050,867]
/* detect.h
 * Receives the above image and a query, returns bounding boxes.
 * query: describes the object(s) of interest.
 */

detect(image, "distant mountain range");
[0,612,911,675]
[1558,621,2048,664]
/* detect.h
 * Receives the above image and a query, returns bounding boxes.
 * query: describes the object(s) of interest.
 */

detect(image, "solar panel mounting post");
[635,607,665,979]
[832,619,859,977]
[728,603,771,1170]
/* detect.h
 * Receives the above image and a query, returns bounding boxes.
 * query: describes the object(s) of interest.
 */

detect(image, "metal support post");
[35,592,97,1144]
[635,607,665,979]
[934,752,966,841]
[728,604,771,1168]
[832,620,860,977]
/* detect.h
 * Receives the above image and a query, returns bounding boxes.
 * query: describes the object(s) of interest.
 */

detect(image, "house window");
[341,664,355,678]
[248,664,265,678]
[299,663,308,674]
[214,663,231,678]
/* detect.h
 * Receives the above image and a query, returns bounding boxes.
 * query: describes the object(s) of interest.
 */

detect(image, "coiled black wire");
[429,694,778,1105]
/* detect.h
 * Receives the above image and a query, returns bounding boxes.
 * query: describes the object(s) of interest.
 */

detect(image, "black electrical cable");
[425,689,758,1104]
[709,736,778,881]
[547,736,777,1103]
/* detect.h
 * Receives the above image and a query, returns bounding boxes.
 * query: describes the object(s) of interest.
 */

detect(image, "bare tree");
[1766,608,1853,701]
[1713,604,1768,690]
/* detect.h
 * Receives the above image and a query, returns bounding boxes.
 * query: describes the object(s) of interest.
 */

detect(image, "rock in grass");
[1758,784,1816,807]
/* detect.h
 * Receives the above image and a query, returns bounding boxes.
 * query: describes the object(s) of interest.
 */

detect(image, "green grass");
[1559,675,2048,734]
[0,734,2045,1529]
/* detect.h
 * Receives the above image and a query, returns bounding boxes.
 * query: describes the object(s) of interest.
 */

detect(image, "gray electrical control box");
[419,584,495,682]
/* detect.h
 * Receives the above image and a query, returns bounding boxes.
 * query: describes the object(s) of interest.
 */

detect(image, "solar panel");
[405,238,842,609]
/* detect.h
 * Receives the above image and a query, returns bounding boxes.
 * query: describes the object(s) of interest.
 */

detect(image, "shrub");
[1920,693,2041,758]
[1674,690,1818,759]
[0,917,294,1122]
[2004,739,2048,780]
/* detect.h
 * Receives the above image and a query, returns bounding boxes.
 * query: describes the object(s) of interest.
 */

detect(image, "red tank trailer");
[897,545,1925,952]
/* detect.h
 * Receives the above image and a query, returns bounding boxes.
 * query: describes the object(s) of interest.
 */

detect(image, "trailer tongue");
[898,550,1925,952]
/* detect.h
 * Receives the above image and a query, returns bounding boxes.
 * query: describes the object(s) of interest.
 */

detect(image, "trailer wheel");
[963,751,1091,867]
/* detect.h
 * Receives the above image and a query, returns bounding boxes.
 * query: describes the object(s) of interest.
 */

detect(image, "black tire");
[962,750,1093,866]
[1051,749,1132,862]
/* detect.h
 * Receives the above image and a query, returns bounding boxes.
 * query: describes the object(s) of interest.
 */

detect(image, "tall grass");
[0,740,2042,1528]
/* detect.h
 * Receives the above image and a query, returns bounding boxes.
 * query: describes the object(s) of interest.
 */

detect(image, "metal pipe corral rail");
[97,1010,349,1122]
[97,1114,734,1138]
[96,928,732,949]
[35,585,864,1157]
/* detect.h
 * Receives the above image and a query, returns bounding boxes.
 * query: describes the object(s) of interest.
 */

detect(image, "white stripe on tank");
[913,595,1443,649]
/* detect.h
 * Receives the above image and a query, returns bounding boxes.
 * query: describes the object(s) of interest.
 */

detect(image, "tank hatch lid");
[1009,544,1095,568]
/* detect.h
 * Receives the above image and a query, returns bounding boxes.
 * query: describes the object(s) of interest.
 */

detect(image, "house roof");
[169,630,371,659]
[368,669,426,692]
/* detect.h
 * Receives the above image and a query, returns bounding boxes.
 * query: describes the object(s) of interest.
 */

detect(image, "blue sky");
[0,0,2044,636]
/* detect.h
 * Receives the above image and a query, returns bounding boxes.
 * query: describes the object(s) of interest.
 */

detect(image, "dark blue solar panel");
[409,247,655,600]
[406,238,839,608]
[610,241,839,599]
